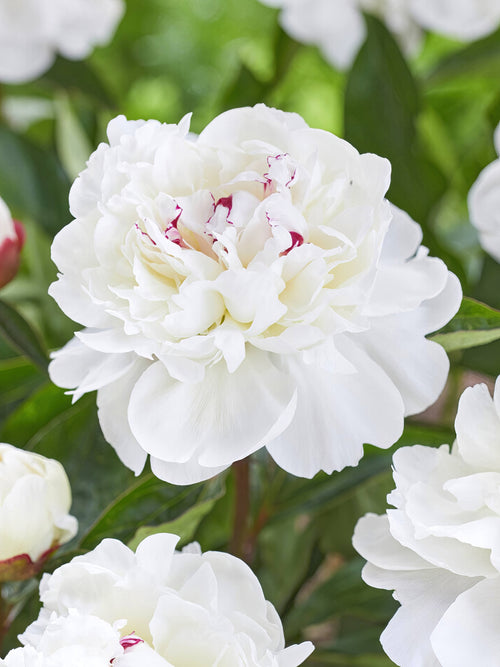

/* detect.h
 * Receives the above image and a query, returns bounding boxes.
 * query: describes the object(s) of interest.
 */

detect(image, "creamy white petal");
[267,338,404,477]
[128,349,296,471]
[431,577,500,667]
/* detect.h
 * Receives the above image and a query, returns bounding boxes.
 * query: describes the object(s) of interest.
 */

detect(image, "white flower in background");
[0,0,124,84]
[6,533,313,666]
[468,122,500,262]
[259,0,500,70]
[49,104,461,485]
[408,0,500,42]
[353,378,500,667]
[259,0,420,70]
[0,443,77,581]
[0,196,24,289]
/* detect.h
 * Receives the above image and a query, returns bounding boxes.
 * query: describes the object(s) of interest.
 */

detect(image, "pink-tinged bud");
[0,443,78,583]
[0,545,58,583]
[0,197,25,289]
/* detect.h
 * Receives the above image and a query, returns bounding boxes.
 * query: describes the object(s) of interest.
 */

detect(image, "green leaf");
[128,478,225,550]
[344,14,451,243]
[428,26,500,83]
[0,299,49,371]
[80,472,226,551]
[0,356,45,423]
[345,14,418,168]
[431,297,500,352]
[0,124,70,235]
[284,559,397,638]
[41,57,114,107]
[55,94,94,180]
[0,382,72,445]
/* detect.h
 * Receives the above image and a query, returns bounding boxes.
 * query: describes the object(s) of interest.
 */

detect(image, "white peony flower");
[0,0,124,84]
[0,611,126,667]
[0,443,77,581]
[10,533,313,666]
[259,0,421,70]
[353,377,500,667]
[408,0,500,42]
[48,104,461,485]
[468,122,500,262]
[0,196,24,289]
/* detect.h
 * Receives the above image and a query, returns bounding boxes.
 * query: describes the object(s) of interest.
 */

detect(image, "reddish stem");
[230,457,251,562]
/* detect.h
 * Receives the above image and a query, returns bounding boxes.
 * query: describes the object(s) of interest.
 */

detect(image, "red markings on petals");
[281,231,304,256]
[120,634,144,651]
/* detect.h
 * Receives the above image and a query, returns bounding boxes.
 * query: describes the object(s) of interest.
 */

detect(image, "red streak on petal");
[120,634,144,650]
[281,231,304,256]
[215,195,233,213]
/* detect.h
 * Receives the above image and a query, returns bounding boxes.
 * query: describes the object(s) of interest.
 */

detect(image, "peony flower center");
[135,151,306,263]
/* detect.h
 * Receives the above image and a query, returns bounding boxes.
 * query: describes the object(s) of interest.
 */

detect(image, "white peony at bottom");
[2,533,313,667]
[353,377,500,667]
[468,122,500,263]
[48,104,461,485]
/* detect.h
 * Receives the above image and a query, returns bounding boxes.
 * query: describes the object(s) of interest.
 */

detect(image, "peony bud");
[0,443,78,582]
[0,197,25,289]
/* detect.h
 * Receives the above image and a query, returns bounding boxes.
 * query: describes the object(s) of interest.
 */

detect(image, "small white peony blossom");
[49,104,461,485]
[353,378,500,667]
[0,443,77,580]
[468,122,500,262]
[7,533,313,666]
[0,0,124,84]
[259,0,420,70]
[0,196,24,289]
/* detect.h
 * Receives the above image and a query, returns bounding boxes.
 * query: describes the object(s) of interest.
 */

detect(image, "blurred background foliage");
[1,1,500,664]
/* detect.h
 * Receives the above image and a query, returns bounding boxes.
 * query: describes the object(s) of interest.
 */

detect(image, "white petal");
[380,569,475,667]
[455,382,500,471]
[128,349,297,470]
[96,358,150,475]
[431,577,500,667]
[267,337,404,478]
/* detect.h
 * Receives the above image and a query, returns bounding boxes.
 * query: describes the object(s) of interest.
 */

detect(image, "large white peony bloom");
[259,0,421,70]
[3,533,313,666]
[49,104,461,485]
[468,122,500,262]
[0,443,77,581]
[0,0,124,84]
[353,378,500,667]
[0,196,24,289]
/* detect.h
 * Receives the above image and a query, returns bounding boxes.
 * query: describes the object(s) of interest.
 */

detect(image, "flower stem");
[230,457,251,562]
[0,582,12,654]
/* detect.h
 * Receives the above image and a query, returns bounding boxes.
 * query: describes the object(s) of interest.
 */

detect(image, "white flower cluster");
[468,122,500,263]
[259,0,500,70]
[0,196,24,289]
[353,379,500,667]
[0,444,77,579]
[48,104,460,485]
[0,533,313,666]
[0,0,124,84]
